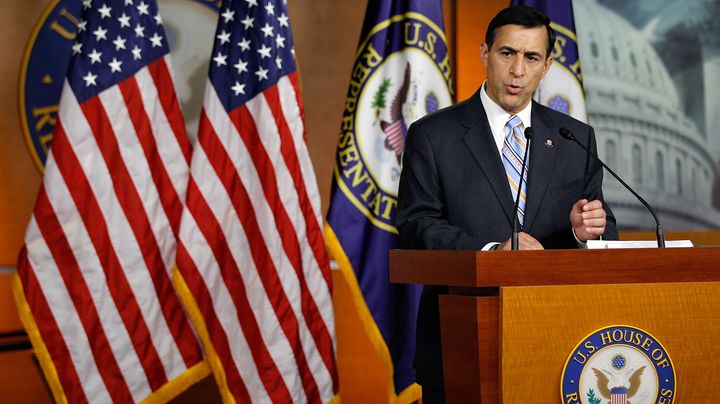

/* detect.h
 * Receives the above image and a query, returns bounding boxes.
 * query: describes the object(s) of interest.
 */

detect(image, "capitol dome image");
[573,0,720,229]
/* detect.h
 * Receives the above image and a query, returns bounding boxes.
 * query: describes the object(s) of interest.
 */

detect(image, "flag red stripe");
[146,58,192,164]
[184,173,292,402]
[215,107,320,401]
[52,118,167,390]
[175,243,252,403]
[116,78,203,367]
[118,76,184,238]
[30,183,133,402]
[262,86,338,381]
[18,247,89,404]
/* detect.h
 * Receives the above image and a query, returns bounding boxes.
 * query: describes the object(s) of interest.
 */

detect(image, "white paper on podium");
[586,240,694,249]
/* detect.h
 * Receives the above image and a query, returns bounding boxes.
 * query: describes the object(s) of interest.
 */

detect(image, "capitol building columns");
[574,0,720,229]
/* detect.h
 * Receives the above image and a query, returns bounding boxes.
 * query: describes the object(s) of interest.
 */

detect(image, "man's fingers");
[497,233,544,250]
[573,198,589,212]
[582,199,603,211]
[582,218,606,227]
[518,232,544,250]
[584,226,606,235]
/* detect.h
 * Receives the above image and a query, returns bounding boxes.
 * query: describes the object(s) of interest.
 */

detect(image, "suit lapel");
[523,103,558,232]
[460,93,515,225]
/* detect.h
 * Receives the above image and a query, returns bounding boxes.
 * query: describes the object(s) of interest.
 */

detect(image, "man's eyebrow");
[497,45,544,59]
[524,50,544,58]
[497,45,518,53]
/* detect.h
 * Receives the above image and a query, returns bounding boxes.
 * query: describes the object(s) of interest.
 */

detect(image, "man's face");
[481,24,553,114]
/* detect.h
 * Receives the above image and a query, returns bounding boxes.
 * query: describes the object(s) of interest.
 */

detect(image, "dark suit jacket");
[395,91,618,392]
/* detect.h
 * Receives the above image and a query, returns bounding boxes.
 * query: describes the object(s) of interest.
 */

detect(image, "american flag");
[174,0,338,402]
[14,0,206,402]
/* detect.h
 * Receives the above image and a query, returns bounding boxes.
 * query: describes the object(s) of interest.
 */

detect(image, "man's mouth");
[505,84,523,95]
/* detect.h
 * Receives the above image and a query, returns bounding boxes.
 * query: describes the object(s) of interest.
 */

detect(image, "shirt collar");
[479,81,533,132]
[479,81,533,152]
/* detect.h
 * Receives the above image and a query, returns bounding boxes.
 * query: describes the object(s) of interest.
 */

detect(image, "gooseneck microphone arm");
[511,127,534,250]
[558,127,665,248]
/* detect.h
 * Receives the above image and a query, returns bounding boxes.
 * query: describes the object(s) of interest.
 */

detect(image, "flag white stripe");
[245,92,333,396]
[191,107,305,399]
[98,86,186,379]
[24,215,114,403]
[40,152,151,401]
[178,190,272,403]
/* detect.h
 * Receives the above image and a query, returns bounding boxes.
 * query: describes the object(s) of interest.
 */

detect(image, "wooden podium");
[389,248,720,403]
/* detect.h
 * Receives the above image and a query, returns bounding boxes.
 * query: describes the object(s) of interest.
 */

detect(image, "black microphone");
[558,127,665,248]
[511,127,534,250]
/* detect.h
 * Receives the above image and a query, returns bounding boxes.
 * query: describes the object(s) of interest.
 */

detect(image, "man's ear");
[542,56,553,76]
[480,42,489,67]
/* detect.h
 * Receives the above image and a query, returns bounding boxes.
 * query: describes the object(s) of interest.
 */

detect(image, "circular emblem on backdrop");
[535,22,587,121]
[19,0,218,172]
[561,325,676,404]
[335,13,452,232]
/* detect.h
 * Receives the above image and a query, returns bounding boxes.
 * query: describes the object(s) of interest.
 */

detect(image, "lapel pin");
[545,139,554,147]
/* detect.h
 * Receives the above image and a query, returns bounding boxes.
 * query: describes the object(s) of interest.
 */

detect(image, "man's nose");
[509,56,525,77]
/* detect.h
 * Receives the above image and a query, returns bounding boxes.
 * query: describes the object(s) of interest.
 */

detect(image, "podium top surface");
[389,247,720,288]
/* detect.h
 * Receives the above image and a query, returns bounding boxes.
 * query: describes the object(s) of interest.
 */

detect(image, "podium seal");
[561,325,676,404]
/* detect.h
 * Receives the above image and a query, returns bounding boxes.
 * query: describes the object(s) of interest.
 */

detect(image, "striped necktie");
[502,115,529,226]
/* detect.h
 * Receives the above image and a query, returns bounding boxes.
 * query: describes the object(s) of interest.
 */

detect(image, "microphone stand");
[558,127,665,248]
[511,127,533,250]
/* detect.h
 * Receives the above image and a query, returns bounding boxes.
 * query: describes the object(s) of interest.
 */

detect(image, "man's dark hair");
[485,5,556,57]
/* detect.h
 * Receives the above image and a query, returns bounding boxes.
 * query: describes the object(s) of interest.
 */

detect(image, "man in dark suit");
[395,5,618,402]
